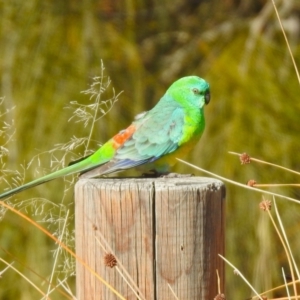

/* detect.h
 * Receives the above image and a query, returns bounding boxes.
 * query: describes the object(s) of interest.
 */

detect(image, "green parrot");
[0,76,210,199]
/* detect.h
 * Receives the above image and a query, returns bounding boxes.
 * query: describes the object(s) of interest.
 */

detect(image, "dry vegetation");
[0,0,300,299]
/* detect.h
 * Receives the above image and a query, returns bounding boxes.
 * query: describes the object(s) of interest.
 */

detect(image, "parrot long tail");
[0,158,97,200]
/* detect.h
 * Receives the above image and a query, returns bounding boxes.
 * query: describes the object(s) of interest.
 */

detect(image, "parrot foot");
[142,170,164,178]
[161,172,194,178]
[142,171,194,178]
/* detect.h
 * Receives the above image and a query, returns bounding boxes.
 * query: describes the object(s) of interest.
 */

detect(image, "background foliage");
[0,0,300,298]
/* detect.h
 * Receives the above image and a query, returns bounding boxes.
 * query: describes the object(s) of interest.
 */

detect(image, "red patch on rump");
[112,125,136,148]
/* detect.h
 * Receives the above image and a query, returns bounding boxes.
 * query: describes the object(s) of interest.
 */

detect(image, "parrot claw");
[141,170,163,178]
[161,173,194,178]
[142,171,194,178]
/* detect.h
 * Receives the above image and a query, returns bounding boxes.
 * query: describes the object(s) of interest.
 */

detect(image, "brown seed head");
[259,198,271,211]
[104,253,117,268]
[233,269,240,276]
[240,153,251,164]
[214,293,226,300]
[247,179,257,187]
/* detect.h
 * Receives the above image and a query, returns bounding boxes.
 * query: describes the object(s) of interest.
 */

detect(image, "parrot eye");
[204,91,210,105]
[192,88,200,94]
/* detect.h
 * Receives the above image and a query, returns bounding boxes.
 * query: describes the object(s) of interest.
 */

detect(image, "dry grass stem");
[167,283,180,300]
[0,246,72,299]
[177,159,300,205]
[271,0,300,85]
[0,258,49,299]
[282,267,292,300]
[93,225,147,299]
[218,254,263,300]
[95,235,146,300]
[216,269,221,294]
[56,279,76,300]
[0,66,121,291]
[79,60,122,155]
[41,278,73,300]
[47,210,70,296]
[273,200,300,281]
[0,261,14,277]
[229,152,300,176]
[0,200,126,300]
[254,184,300,188]
[265,198,298,299]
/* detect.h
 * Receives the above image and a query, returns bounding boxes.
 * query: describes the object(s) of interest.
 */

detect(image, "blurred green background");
[1,0,300,299]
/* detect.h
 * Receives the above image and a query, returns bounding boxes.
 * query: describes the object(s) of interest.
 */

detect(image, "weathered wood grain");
[75,177,225,300]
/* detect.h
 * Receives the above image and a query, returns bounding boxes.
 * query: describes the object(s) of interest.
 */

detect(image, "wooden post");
[75,177,225,300]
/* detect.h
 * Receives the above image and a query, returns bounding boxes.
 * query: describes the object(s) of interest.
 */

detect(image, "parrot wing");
[81,97,185,177]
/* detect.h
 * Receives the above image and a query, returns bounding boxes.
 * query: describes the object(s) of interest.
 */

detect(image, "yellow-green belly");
[138,135,201,173]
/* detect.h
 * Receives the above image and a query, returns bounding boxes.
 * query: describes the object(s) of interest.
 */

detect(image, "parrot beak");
[205,91,210,105]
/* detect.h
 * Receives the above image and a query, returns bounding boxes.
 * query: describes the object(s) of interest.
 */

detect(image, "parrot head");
[166,76,210,109]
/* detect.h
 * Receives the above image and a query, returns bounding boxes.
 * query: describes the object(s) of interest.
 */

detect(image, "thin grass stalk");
[0,200,126,300]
